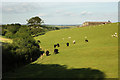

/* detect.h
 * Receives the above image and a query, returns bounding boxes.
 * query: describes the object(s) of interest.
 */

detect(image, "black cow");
[38,40,41,43]
[57,43,60,47]
[85,39,88,42]
[46,50,50,56]
[66,43,69,46]
[41,51,44,55]
[54,49,59,54]
[54,44,57,48]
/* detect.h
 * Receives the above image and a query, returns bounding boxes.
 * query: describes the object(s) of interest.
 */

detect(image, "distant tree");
[5,31,14,38]
[108,20,111,22]
[27,16,44,26]
[14,23,21,26]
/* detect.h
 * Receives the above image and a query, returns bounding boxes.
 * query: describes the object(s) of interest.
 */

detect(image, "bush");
[2,28,7,36]
[2,23,60,73]
[5,31,14,38]
[2,26,42,73]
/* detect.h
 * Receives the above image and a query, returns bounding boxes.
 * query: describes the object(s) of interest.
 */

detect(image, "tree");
[7,25,21,34]
[27,16,44,26]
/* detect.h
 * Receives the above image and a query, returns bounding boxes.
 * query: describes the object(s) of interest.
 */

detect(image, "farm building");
[82,21,111,26]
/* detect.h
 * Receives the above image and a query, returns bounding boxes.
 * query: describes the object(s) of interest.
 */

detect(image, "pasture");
[34,23,118,78]
[3,23,118,78]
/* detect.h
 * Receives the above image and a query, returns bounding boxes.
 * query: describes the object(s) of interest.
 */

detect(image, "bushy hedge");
[29,25,59,36]
[2,24,60,37]
[2,24,42,73]
[2,42,41,73]
[2,23,60,73]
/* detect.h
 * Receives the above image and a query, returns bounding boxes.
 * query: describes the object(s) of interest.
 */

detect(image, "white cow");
[73,40,76,44]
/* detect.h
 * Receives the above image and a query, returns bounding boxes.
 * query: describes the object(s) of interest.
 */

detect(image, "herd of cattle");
[37,38,89,58]
[38,32,118,58]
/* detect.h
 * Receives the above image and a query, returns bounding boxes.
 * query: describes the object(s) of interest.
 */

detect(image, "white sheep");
[115,32,117,35]
[73,40,76,44]
[68,37,71,39]
[113,34,116,37]
[111,35,114,37]
[85,36,87,39]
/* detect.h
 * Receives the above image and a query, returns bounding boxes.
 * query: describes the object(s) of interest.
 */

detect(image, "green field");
[3,23,118,78]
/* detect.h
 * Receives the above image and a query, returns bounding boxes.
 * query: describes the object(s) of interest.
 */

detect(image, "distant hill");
[43,24,82,26]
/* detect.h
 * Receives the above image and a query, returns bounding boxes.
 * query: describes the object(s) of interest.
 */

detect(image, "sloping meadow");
[34,23,118,78]
[3,23,118,79]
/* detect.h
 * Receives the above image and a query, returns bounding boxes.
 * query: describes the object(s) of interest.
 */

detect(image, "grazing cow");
[73,40,76,44]
[41,48,45,55]
[85,39,88,42]
[54,44,57,48]
[46,50,50,56]
[33,36,35,37]
[38,40,41,43]
[115,32,117,35]
[54,49,59,54]
[113,34,116,37]
[57,43,60,47]
[66,43,69,46]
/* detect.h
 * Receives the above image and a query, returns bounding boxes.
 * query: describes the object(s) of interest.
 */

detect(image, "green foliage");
[2,43,17,72]
[15,27,31,38]
[2,35,41,73]
[2,20,60,73]
[7,26,20,34]
[2,23,21,38]
[29,27,45,36]
[2,28,7,36]
[5,31,14,38]
[27,16,44,26]
[2,25,42,73]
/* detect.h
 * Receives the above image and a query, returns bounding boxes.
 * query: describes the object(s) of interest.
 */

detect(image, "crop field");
[3,23,118,78]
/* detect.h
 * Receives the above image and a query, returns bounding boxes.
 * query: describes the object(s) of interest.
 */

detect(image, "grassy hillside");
[3,23,118,78]
[34,23,118,78]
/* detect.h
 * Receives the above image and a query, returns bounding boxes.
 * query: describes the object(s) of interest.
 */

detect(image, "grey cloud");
[2,2,41,14]
[62,12,79,17]
[80,11,93,15]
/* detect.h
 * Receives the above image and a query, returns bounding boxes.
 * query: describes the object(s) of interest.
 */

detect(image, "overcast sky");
[1,1,118,24]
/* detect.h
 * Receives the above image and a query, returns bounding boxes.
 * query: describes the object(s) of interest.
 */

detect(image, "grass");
[3,23,118,78]
[0,36,13,43]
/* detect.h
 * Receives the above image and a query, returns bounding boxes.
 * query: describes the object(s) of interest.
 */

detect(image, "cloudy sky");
[1,2,118,24]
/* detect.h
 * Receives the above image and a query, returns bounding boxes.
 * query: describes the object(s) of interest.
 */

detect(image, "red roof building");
[82,21,111,26]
